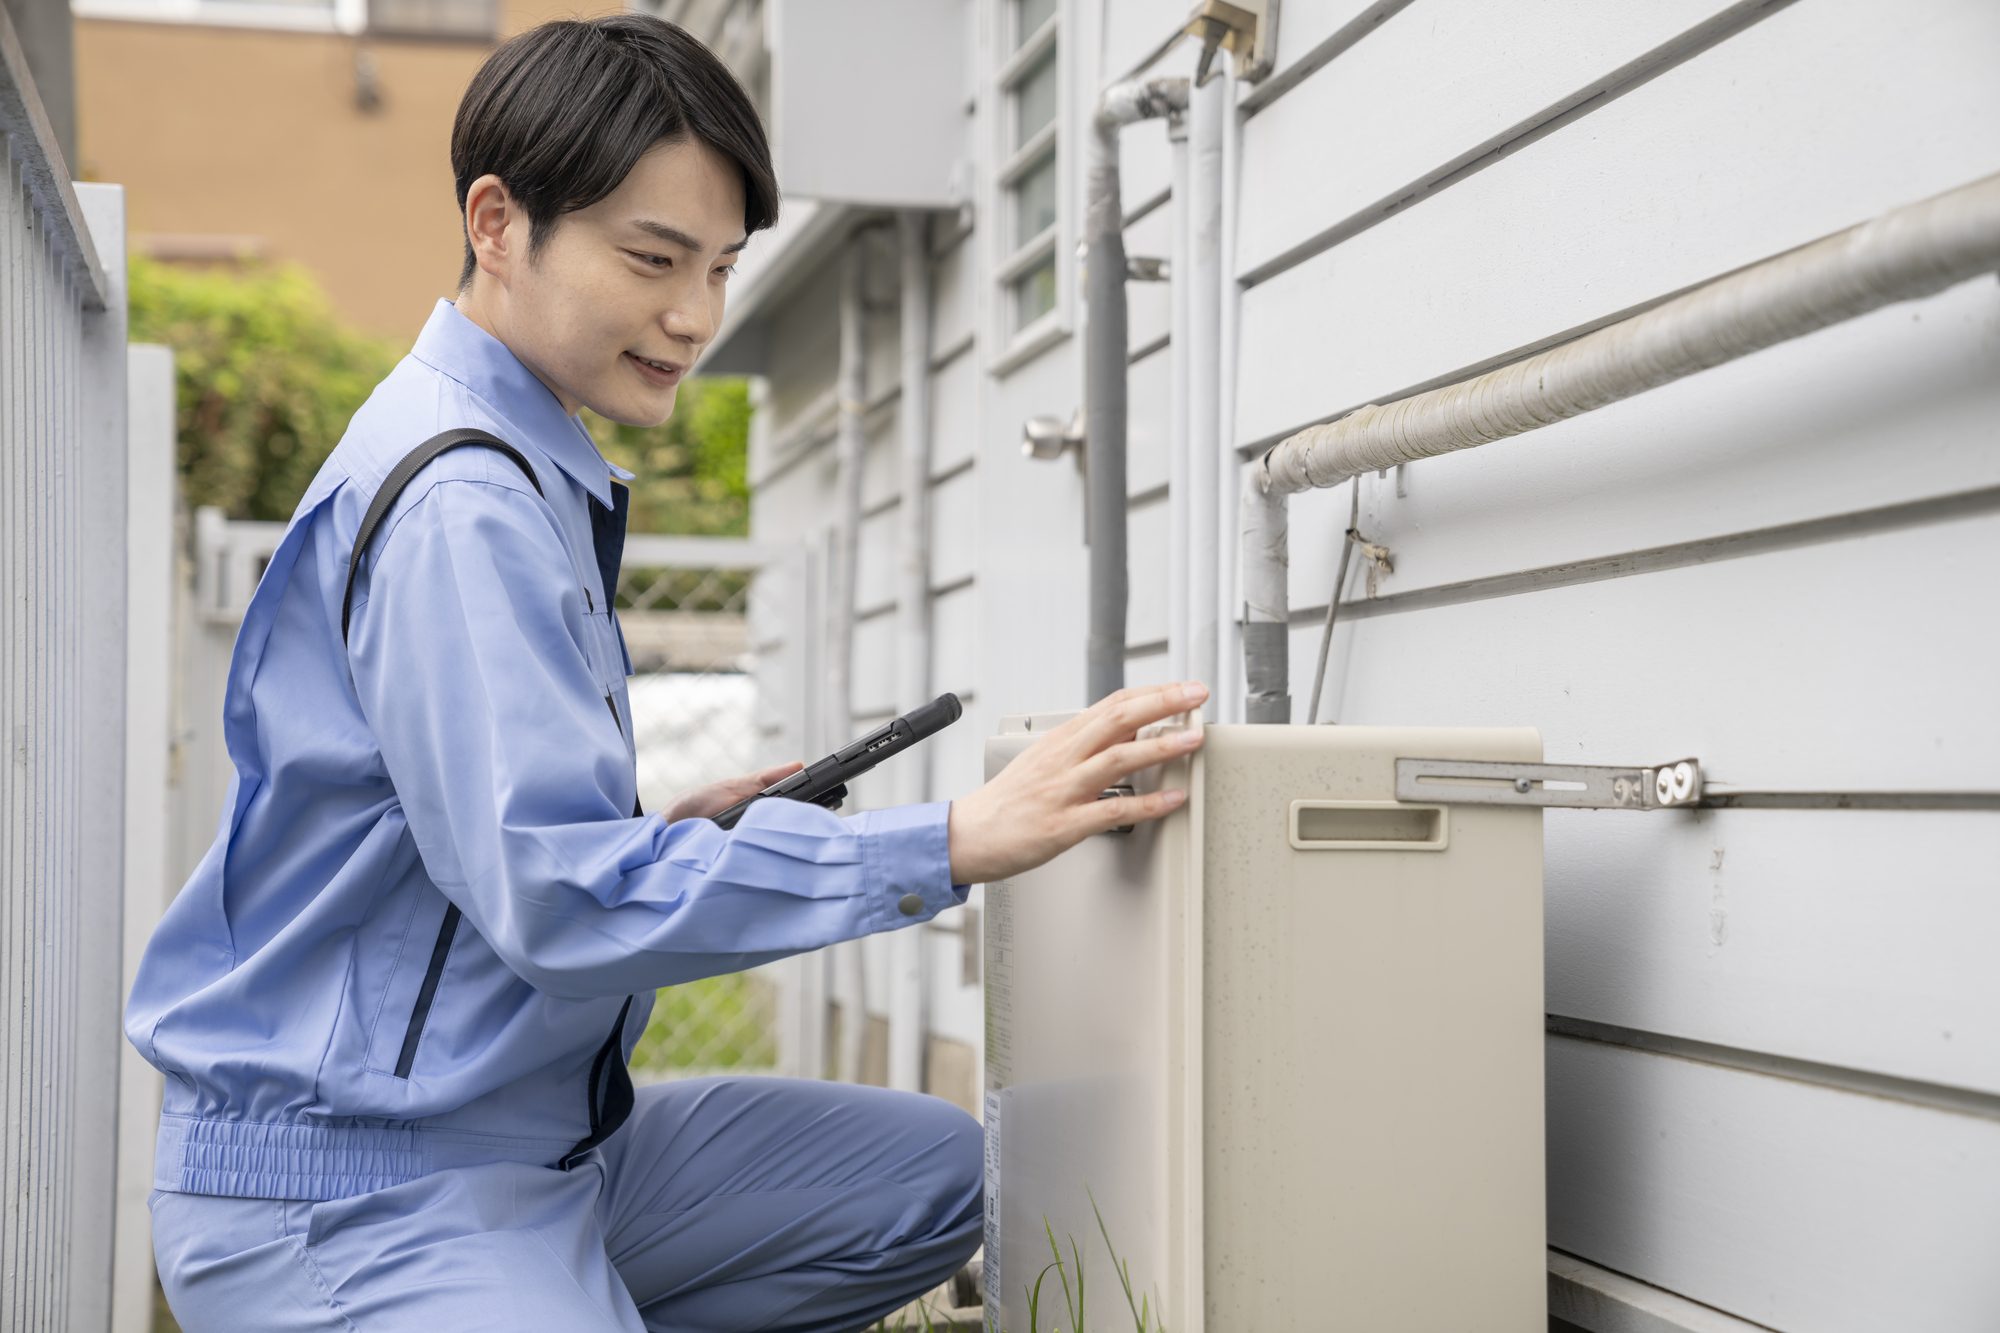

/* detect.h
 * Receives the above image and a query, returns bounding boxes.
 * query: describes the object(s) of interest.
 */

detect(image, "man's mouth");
[626,352,685,383]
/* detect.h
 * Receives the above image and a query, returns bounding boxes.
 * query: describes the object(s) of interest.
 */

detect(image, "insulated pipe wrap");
[1084,77,1188,705]
[1085,146,1130,705]
[1239,475,1289,723]
[1261,172,2000,496]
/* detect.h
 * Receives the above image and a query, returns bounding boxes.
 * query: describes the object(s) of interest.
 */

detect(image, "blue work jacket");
[127,301,960,1202]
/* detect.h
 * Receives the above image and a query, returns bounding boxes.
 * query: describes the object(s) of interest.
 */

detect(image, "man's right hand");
[944,681,1208,885]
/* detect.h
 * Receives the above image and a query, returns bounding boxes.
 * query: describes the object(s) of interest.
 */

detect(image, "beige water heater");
[983,716,1546,1332]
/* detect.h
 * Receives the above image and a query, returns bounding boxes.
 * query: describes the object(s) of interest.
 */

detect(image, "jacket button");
[898,893,924,916]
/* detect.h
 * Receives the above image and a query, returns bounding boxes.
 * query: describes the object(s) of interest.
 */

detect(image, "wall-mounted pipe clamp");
[1022,407,1086,462]
[1396,758,1703,810]
[1183,0,1277,85]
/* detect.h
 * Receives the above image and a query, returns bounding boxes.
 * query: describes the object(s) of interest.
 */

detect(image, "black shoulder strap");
[341,429,544,643]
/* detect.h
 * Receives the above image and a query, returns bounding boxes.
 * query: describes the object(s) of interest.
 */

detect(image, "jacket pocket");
[392,903,461,1079]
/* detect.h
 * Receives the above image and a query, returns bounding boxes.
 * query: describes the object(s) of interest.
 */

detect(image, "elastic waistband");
[155,1114,580,1202]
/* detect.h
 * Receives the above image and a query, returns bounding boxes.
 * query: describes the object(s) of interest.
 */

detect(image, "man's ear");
[464,174,518,286]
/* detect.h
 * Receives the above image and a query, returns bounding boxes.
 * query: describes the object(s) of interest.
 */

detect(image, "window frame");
[71,0,366,35]
[988,0,1070,369]
[71,0,499,41]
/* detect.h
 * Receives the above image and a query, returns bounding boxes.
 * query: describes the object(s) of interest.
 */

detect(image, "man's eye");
[636,253,670,268]
[715,266,735,281]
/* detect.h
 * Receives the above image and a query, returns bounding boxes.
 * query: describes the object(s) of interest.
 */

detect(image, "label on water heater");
[983,1088,1002,1332]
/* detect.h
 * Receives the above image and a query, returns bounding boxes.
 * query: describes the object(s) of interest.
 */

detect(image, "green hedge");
[129,256,400,521]
[131,255,751,534]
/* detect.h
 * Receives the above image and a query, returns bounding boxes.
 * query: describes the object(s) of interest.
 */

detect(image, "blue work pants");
[152,1078,984,1332]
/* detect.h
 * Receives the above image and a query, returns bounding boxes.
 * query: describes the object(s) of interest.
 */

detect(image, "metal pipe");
[1087,78,1188,705]
[829,232,868,1083]
[827,233,868,750]
[889,209,933,1095]
[1240,170,2000,718]
[1185,74,1225,717]
[1214,70,1246,723]
[1239,462,1290,722]
[1166,108,1192,683]
[1084,104,1131,704]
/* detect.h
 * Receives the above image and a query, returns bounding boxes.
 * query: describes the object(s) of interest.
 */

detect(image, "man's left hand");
[660,761,805,824]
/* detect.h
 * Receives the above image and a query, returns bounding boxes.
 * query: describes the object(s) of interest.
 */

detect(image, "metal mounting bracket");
[1396,758,1703,810]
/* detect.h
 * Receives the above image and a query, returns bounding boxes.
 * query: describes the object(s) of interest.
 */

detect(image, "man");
[130,15,1206,1332]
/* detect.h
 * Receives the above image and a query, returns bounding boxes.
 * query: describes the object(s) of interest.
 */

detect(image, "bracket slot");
[1396,758,1702,810]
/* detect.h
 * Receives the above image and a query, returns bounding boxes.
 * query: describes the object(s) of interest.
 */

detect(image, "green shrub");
[128,255,401,521]
[583,376,752,537]
[130,254,754,535]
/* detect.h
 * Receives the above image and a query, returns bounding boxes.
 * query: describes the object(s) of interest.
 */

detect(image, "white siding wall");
[743,0,1999,1324]
[1232,0,2000,1328]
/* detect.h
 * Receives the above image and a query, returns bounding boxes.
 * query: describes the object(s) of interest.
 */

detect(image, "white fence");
[0,6,130,1328]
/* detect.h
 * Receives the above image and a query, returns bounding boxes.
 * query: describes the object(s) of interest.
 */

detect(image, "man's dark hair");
[452,15,779,287]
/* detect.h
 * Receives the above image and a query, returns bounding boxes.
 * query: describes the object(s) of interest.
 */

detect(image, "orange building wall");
[75,2,619,340]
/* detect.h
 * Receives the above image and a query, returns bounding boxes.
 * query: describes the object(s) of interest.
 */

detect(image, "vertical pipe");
[829,233,868,1083]
[1215,71,1246,723]
[1166,109,1191,684]
[889,209,933,1095]
[828,233,867,753]
[1084,115,1129,704]
[1185,75,1225,716]
[1240,467,1290,722]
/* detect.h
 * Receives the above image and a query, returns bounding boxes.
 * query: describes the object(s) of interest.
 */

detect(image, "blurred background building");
[70,0,766,337]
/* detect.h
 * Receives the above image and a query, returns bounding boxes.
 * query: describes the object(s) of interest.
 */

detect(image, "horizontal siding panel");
[928,584,984,795]
[1543,808,2000,1098]
[929,581,981,702]
[1306,512,2000,804]
[1234,0,2000,448]
[929,466,979,589]
[1548,1037,2000,1332]
[931,230,977,353]
[1127,347,1172,497]
[1265,0,1411,84]
[1274,278,2000,605]
[1101,0,1193,85]
[862,416,900,509]
[850,612,897,721]
[1124,202,1173,355]
[1125,651,1174,688]
[1125,498,1170,647]
[930,346,978,473]
[1238,0,1731,274]
[856,505,898,610]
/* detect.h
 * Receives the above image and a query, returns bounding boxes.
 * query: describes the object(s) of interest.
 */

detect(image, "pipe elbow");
[1096,76,1190,133]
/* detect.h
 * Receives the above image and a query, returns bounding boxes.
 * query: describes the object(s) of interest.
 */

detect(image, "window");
[996,0,1061,338]
[72,0,494,39]
[368,0,496,39]
[71,0,365,34]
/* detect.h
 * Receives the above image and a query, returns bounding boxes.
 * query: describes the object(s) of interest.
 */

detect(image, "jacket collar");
[409,299,621,508]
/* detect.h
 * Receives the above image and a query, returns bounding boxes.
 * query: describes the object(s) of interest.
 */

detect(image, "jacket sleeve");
[346,474,961,999]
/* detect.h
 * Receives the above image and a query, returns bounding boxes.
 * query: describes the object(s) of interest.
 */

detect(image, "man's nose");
[661,278,717,347]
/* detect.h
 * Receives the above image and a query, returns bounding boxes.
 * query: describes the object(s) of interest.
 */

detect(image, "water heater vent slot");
[1289,801,1448,851]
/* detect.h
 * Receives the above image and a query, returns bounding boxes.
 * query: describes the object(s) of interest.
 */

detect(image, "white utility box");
[983,716,1546,1332]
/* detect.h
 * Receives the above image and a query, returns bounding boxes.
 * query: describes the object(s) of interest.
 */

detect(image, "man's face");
[465,137,748,427]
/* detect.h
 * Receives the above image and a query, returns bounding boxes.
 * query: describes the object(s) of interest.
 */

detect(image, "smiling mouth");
[627,352,685,380]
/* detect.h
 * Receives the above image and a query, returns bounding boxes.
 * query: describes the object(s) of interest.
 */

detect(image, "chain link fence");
[616,537,815,1084]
